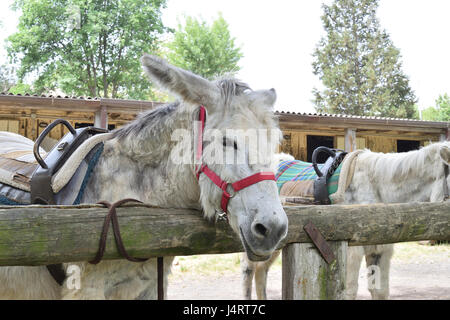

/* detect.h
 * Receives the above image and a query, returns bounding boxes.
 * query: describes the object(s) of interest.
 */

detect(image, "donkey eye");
[223,137,238,150]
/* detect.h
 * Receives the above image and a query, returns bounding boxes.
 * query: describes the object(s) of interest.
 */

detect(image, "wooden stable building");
[277,111,449,161]
[0,93,448,159]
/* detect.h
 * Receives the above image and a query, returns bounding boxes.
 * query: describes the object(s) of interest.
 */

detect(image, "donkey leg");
[254,250,280,300]
[345,246,364,300]
[364,244,394,300]
[0,266,61,299]
[240,252,256,300]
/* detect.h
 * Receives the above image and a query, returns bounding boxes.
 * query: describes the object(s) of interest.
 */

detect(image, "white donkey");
[242,142,450,299]
[0,55,288,299]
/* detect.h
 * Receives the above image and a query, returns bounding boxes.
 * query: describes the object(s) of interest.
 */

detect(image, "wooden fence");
[0,201,448,299]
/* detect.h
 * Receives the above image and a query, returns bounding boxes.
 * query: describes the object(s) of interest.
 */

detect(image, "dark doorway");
[307,135,334,163]
[397,140,420,153]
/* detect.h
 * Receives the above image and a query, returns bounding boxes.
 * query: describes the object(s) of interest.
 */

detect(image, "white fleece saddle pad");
[0,132,112,205]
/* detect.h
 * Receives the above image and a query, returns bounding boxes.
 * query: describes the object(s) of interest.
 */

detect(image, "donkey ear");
[439,145,450,164]
[248,89,277,110]
[141,54,220,107]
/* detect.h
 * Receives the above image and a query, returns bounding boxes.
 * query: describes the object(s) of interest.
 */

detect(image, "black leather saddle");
[312,147,347,204]
[30,119,108,205]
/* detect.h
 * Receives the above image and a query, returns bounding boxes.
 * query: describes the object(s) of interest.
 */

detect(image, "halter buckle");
[215,209,229,223]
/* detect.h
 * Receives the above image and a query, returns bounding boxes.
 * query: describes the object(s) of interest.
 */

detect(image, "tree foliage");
[7,0,167,99]
[422,94,450,121]
[312,0,417,118]
[0,65,16,92]
[165,14,243,79]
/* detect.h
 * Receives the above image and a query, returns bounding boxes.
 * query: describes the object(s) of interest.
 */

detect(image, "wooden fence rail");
[0,202,448,267]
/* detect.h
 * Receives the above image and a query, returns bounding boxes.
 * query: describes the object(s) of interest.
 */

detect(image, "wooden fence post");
[282,241,347,300]
[94,106,108,129]
[345,128,357,152]
[440,128,449,142]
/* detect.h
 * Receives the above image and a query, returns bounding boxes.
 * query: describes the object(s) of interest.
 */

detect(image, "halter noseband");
[195,106,276,221]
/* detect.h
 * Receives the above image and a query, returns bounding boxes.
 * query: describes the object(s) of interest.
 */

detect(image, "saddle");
[0,119,111,206]
[276,147,347,205]
[0,120,111,285]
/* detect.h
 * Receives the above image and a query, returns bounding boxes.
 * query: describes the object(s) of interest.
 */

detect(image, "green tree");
[7,0,167,99]
[422,94,450,121]
[165,14,243,79]
[312,0,417,118]
[0,65,16,92]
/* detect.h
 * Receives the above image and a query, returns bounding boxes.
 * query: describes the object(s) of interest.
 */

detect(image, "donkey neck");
[352,150,443,203]
[81,103,201,208]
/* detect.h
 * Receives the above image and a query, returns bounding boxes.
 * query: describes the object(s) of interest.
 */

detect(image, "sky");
[1,0,449,114]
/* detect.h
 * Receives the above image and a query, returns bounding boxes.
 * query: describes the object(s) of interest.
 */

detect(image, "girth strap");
[444,164,449,201]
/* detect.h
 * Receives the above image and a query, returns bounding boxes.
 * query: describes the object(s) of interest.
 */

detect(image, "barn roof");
[0,92,448,132]
[274,110,449,130]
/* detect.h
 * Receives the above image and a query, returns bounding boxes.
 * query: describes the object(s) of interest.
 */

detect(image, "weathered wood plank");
[0,202,448,266]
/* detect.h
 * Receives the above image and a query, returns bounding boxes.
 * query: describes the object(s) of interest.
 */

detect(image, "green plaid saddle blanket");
[276,160,342,196]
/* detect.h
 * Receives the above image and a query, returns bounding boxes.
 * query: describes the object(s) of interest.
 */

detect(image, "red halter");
[195,106,276,218]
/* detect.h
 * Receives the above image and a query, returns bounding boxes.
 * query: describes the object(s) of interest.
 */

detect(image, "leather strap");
[195,106,206,166]
[197,164,275,213]
[90,199,147,264]
[157,257,164,300]
[444,164,449,201]
[89,199,165,300]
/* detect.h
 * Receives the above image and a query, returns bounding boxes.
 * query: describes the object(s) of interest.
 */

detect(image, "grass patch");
[170,251,283,278]
[171,253,242,276]
[391,241,450,263]
[170,242,449,278]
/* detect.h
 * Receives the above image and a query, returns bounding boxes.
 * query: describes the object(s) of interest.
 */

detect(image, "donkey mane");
[216,78,251,107]
[359,141,449,182]
[112,101,180,140]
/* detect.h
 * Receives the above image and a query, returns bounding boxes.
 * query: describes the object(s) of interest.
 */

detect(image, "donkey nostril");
[254,223,268,237]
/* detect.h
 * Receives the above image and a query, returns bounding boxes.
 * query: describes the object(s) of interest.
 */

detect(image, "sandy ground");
[167,244,450,300]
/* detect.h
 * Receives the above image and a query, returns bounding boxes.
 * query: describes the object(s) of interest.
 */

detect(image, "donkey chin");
[235,202,288,262]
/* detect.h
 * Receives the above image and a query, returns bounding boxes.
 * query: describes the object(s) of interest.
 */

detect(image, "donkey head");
[141,54,288,261]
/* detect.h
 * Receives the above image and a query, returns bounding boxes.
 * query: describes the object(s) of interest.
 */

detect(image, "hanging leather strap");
[90,199,164,299]
[89,199,147,264]
[444,164,449,201]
